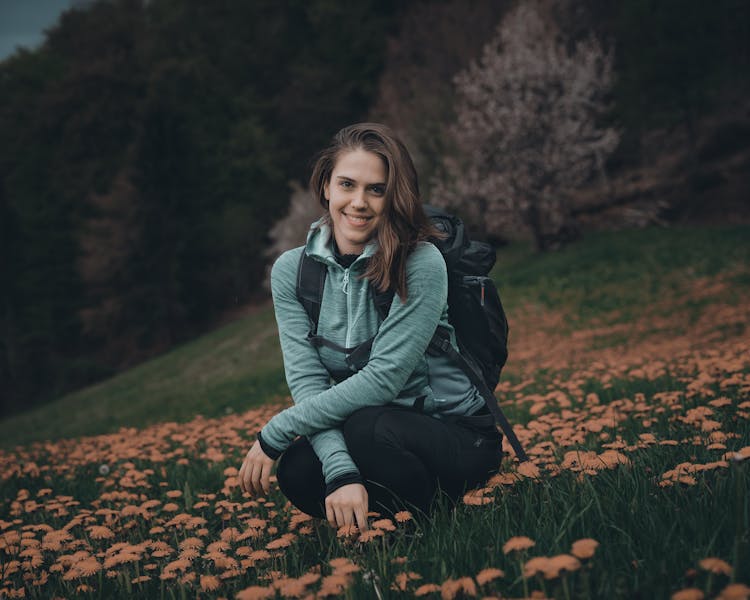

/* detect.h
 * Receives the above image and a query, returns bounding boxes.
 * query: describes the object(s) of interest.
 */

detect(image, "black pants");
[276,405,503,517]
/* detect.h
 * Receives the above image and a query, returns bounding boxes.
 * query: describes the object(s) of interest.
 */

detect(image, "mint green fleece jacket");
[260,221,484,486]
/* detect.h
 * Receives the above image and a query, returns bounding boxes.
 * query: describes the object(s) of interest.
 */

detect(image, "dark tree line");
[0,0,401,415]
[2,0,749,416]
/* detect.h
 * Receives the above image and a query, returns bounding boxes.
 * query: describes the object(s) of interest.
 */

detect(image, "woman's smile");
[342,211,375,226]
[324,148,387,255]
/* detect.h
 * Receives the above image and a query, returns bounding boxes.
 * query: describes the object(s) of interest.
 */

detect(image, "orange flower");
[358,529,384,543]
[289,512,313,529]
[440,576,477,599]
[372,519,396,532]
[219,527,242,543]
[503,536,535,554]
[165,490,182,498]
[671,589,705,600]
[235,585,274,599]
[162,558,190,573]
[517,461,541,478]
[415,583,441,596]
[87,526,114,540]
[391,571,422,591]
[571,538,599,559]
[698,557,732,576]
[200,575,221,592]
[716,583,750,599]
[330,557,360,575]
[475,568,504,585]
[247,550,272,562]
[244,518,268,529]
[318,574,352,597]
[543,554,581,579]
[178,548,199,560]
[179,537,204,550]
[394,511,413,523]
[463,490,493,506]
[206,540,231,553]
[336,524,358,538]
[132,575,150,584]
[297,572,321,586]
[266,537,292,550]
[523,556,551,578]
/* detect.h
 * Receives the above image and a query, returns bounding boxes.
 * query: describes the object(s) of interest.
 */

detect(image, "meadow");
[1,225,749,599]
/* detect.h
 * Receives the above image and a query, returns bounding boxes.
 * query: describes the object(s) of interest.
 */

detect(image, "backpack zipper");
[464,275,488,306]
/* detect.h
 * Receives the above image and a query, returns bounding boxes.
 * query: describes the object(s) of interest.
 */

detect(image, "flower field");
[1,227,749,599]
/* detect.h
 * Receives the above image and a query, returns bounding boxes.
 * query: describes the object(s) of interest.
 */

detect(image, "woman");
[239,123,502,531]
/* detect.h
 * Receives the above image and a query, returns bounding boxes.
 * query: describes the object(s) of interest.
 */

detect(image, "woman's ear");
[323,181,330,202]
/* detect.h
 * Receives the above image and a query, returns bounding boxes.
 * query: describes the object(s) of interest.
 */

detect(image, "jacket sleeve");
[261,243,447,452]
[269,249,361,485]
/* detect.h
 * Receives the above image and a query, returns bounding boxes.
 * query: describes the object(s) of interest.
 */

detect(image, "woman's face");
[324,148,387,255]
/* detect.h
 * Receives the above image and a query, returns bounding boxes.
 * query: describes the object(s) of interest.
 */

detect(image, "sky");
[0,0,72,61]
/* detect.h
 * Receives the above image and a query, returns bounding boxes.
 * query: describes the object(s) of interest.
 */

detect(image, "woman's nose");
[349,188,367,207]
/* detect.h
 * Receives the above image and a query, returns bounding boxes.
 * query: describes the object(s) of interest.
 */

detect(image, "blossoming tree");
[432,2,620,250]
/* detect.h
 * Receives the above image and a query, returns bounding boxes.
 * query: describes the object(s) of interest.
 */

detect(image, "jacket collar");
[305,218,377,269]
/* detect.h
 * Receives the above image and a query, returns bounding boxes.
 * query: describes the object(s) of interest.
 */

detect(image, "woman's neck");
[332,239,360,268]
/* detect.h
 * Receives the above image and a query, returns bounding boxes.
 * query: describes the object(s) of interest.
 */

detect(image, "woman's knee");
[276,438,325,510]
[342,406,383,450]
[343,405,411,465]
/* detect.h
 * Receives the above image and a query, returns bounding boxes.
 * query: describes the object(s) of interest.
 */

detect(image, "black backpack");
[296,205,527,461]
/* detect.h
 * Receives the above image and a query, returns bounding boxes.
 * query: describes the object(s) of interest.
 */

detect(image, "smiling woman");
[324,149,386,255]
[238,123,503,532]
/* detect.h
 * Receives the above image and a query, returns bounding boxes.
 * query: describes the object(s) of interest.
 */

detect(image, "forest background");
[1,0,749,417]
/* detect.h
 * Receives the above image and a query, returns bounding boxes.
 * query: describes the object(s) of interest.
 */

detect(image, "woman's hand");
[239,441,275,496]
[325,483,369,531]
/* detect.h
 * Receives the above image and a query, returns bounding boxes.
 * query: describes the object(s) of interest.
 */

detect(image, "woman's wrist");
[256,430,282,460]
[325,472,364,496]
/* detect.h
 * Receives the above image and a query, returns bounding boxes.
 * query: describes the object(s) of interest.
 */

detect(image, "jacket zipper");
[343,267,353,348]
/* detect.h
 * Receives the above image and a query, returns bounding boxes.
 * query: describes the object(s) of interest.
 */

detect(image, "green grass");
[494,224,750,326]
[0,305,287,447]
[1,223,749,599]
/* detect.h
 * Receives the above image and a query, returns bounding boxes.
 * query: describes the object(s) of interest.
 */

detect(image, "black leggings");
[276,405,503,517]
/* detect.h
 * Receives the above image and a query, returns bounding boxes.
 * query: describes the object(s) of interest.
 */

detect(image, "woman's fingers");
[325,500,336,528]
[248,462,260,496]
[238,460,247,494]
[259,459,272,495]
[354,497,369,532]
[239,441,275,497]
[325,483,369,530]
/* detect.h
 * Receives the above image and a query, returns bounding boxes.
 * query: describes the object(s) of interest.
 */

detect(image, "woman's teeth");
[345,213,371,223]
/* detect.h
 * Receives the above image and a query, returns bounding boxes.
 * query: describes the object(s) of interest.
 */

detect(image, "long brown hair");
[309,123,440,300]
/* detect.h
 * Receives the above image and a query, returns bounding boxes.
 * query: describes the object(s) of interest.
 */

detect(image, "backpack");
[296,205,528,461]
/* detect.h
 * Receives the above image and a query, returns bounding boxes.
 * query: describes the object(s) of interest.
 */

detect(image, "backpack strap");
[371,287,394,322]
[429,326,529,462]
[296,251,327,334]
[296,251,393,372]
[296,250,394,328]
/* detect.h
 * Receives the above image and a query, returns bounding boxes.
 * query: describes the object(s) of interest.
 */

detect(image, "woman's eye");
[371,186,385,195]
[340,181,352,188]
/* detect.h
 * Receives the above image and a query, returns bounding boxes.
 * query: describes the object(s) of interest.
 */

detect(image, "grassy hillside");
[0,305,286,447]
[1,224,748,448]
[1,224,749,598]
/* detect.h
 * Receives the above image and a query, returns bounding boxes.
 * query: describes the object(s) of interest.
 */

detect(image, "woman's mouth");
[342,212,373,227]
